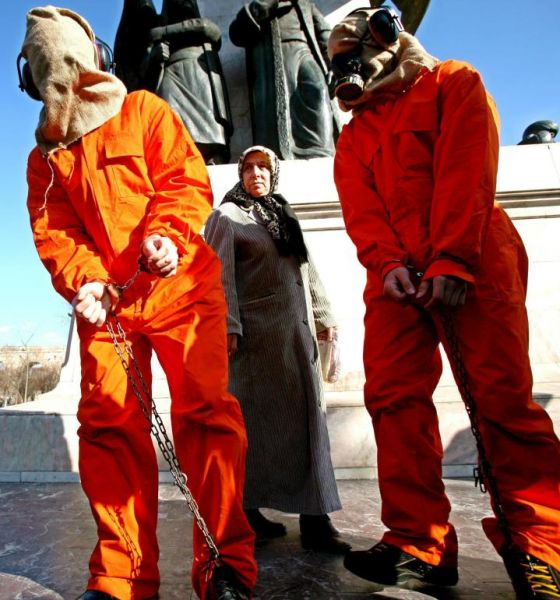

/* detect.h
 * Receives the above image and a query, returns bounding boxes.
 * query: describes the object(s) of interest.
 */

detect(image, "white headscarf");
[22,6,127,153]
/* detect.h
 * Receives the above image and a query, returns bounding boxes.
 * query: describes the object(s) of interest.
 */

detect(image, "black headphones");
[17,37,115,101]
[366,6,404,47]
[343,6,404,47]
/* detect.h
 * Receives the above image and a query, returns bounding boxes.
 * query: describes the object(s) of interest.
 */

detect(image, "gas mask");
[328,6,403,102]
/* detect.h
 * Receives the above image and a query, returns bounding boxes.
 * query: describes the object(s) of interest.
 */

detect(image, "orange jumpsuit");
[27,90,257,599]
[334,60,560,570]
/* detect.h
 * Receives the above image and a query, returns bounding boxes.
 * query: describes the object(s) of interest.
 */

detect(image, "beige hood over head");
[21,5,127,153]
[328,8,438,112]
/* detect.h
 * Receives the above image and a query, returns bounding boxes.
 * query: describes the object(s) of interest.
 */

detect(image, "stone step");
[1,384,558,483]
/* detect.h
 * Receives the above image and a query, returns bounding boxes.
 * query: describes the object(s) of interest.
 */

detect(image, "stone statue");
[518,120,558,145]
[229,0,340,160]
[115,0,233,165]
[114,0,159,92]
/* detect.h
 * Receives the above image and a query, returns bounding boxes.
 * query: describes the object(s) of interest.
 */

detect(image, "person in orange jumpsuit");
[328,7,560,598]
[20,7,256,600]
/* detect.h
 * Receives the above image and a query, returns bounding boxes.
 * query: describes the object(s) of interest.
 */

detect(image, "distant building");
[0,346,65,369]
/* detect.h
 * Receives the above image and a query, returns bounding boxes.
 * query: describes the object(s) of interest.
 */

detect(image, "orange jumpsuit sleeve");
[424,62,500,283]
[141,94,214,254]
[334,129,407,277]
[27,151,110,304]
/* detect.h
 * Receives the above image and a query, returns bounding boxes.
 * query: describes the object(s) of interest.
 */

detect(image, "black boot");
[501,546,560,599]
[209,563,251,600]
[344,541,458,587]
[244,508,287,540]
[299,514,351,554]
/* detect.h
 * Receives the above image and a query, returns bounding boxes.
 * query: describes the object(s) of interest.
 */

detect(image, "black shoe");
[501,547,560,599]
[344,541,458,587]
[76,592,119,600]
[244,508,287,540]
[299,514,352,555]
[209,563,251,600]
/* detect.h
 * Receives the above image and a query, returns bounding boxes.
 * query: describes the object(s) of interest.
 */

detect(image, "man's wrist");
[424,257,474,283]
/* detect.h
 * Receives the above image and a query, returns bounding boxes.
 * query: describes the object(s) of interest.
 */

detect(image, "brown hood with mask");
[21,6,127,153]
[328,8,438,112]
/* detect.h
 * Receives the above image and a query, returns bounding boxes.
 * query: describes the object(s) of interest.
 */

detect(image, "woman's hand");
[317,327,335,342]
[227,334,239,358]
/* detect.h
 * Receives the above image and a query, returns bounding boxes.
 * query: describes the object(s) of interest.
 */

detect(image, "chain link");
[438,307,513,548]
[106,314,220,565]
[113,266,143,297]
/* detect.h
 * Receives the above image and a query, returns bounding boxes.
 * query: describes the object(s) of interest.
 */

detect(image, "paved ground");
[0,479,517,600]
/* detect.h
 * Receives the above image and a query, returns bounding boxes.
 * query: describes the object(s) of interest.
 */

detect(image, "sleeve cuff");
[316,321,337,333]
[227,316,243,337]
[381,259,406,280]
[423,258,475,283]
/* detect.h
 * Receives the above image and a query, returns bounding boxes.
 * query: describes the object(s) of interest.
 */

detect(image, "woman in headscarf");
[204,146,349,554]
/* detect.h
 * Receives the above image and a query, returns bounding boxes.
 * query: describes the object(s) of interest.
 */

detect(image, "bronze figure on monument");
[229,0,340,160]
[115,0,233,165]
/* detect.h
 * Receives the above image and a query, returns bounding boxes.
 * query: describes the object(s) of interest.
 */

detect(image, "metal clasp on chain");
[112,257,150,297]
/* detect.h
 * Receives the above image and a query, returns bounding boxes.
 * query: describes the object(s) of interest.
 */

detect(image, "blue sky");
[1,0,559,348]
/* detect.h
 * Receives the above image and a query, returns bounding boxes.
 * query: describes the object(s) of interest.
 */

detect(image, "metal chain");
[113,266,143,297]
[438,307,514,548]
[106,314,220,564]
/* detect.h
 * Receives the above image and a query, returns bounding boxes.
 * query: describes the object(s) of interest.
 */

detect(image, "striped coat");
[204,201,342,514]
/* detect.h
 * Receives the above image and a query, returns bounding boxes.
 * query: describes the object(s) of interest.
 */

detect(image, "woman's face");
[242,151,272,198]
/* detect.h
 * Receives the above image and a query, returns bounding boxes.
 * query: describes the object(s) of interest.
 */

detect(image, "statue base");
[1,150,559,481]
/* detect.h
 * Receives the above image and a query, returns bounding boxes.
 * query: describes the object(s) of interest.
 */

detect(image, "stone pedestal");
[1,144,559,482]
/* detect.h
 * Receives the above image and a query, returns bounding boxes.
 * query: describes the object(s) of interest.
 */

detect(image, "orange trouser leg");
[438,294,560,570]
[363,289,458,567]
[150,278,257,599]
[77,323,160,600]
